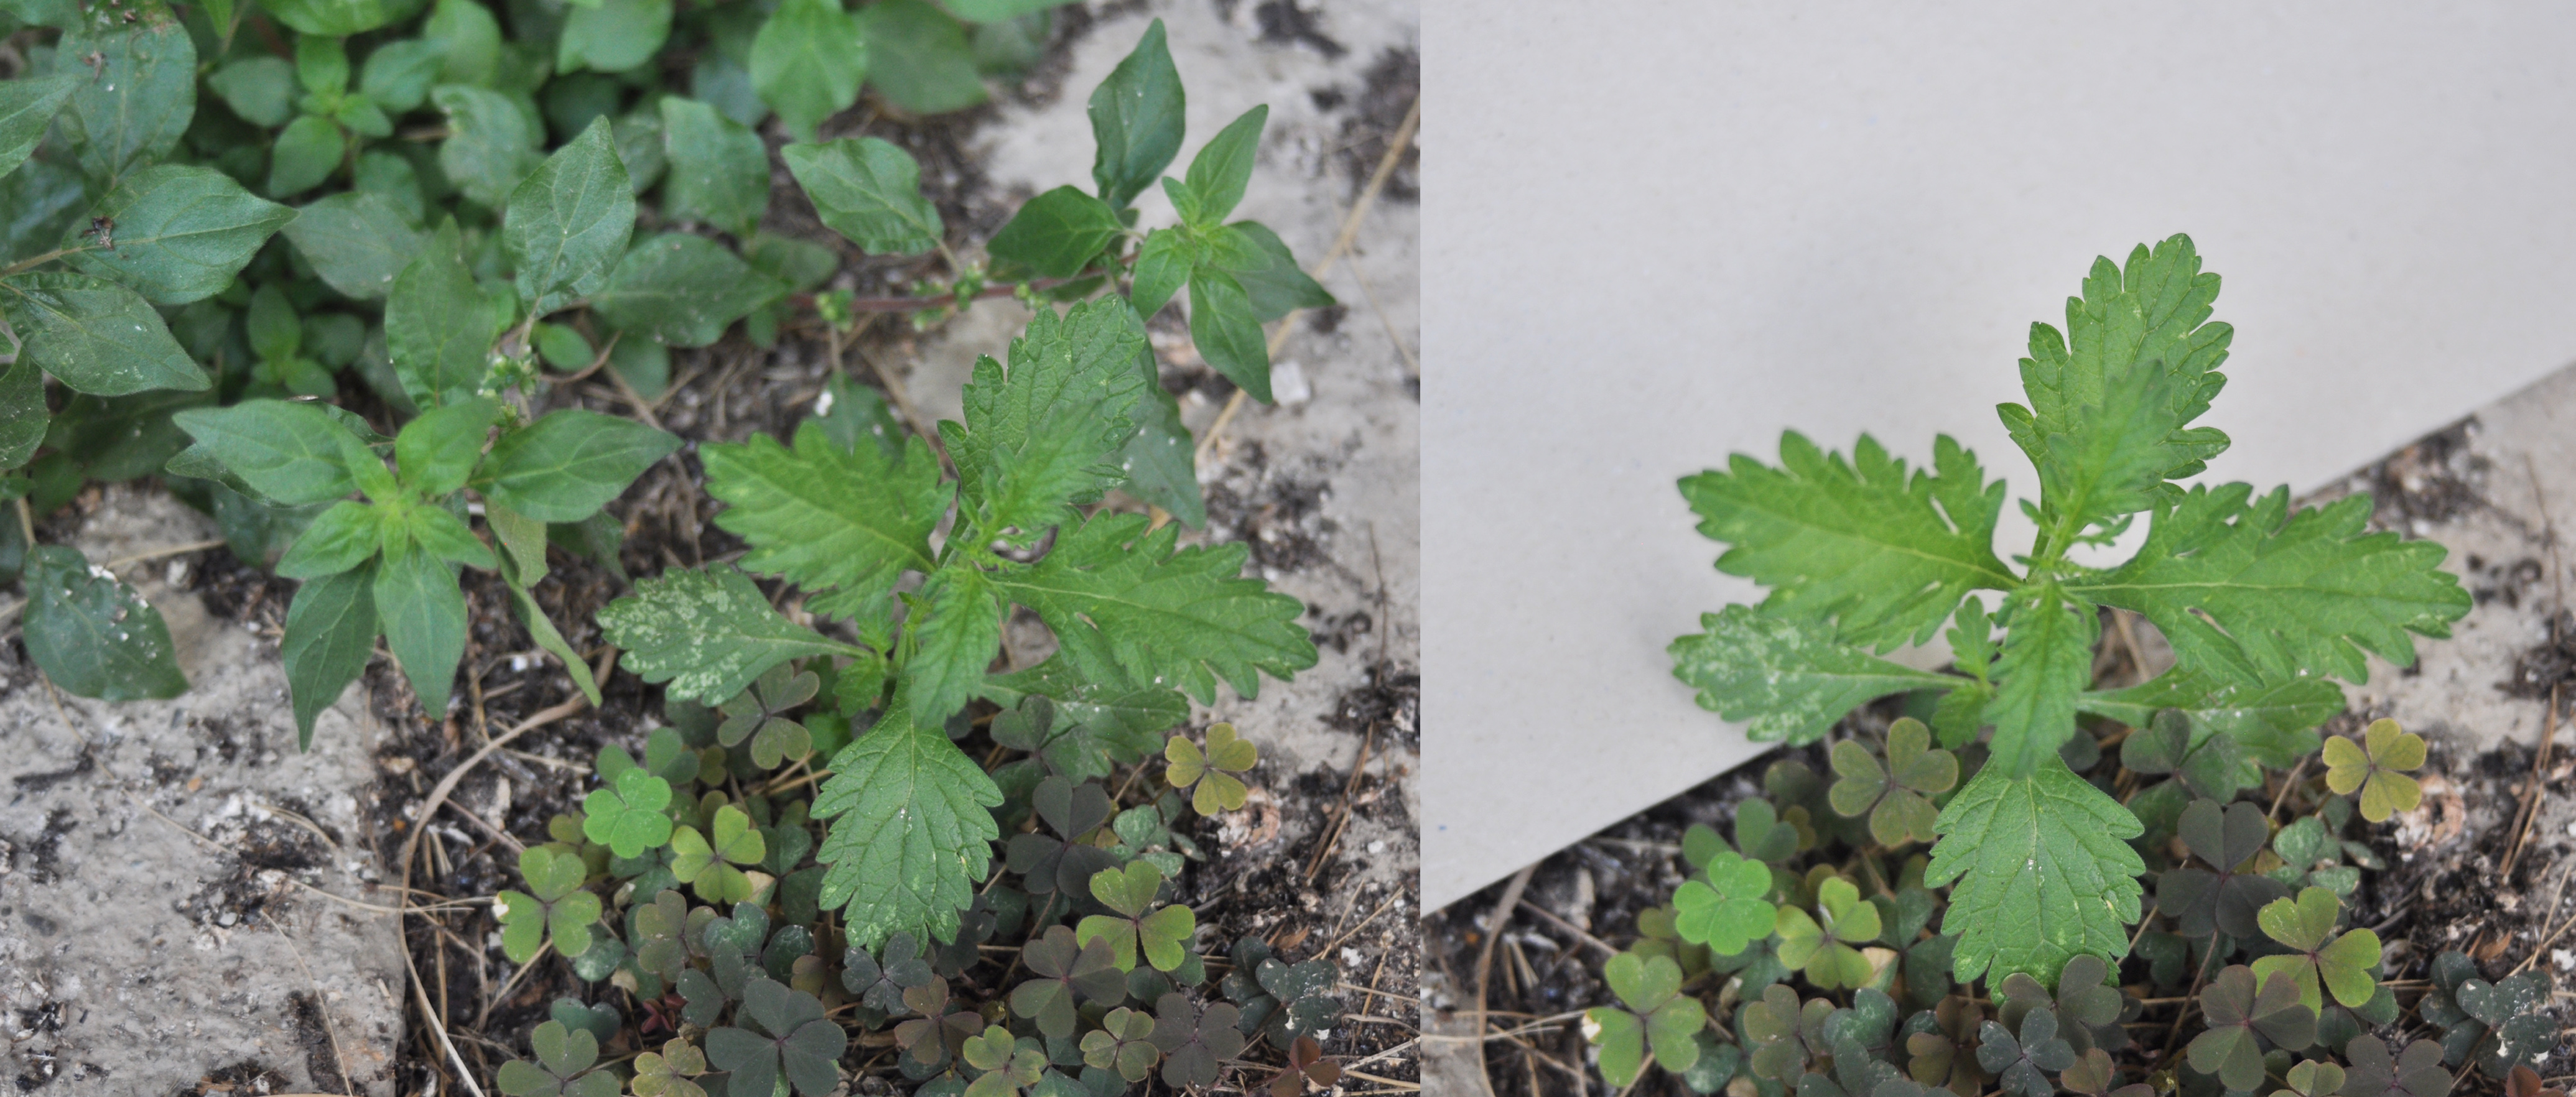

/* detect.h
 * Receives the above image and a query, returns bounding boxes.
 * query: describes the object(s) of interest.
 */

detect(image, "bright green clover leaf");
[580,767,674,858]
[1081,1006,1162,1083]
[959,1024,1046,1097]
[1165,722,1257,815]
[1773,876,1883,990]
[1827,716,1960,846]
[1075,861,1194,972]
[2322,717,2426,823]
[1582,951,1704,1088]
[1671,850,1777,955]
[496,845,600,964]
[671,804,768,904]
[630,1037,709,1097]
[2250,886,2383,1012]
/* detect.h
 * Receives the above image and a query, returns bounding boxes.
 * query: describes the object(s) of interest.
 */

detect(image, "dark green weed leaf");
[22,546,186,700]
[1182,105,1265,226]
[434,84,543,209]
[1,272,209,396]
[498,845,602,964]
[0,74,75,180]
[478,409,679,522]
[282,565,378,749]
[282,192,424,300]
[1926,759,2143,985]
[1186,265,1270,401]
[373,540,469,716]
[783,137,942,256]
[862,0,986,114]
[592,233,787,348]
[2341,1035,2452,1097]
[659,97,770,238]
[1221,221,1332,320]
[751,0,868,142]
[0,360,48,471]
[599,565,867,702]
[988,186,1121,279]
[266,116,346,200]
[1087,19,1183,210]
[170,400,361,505]
[1074,859,1193,972]
[386,223,501,409]
[505,118,635,315]
[65,166,291,305]
[60,19,194,185]
[2249,886,2381,1012]
[558,0,672,73]
[261,0,426,34]
[1671,606,1955,745]
[1010,925,1125,1038]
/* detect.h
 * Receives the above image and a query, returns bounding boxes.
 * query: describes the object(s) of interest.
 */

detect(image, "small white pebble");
[1272,361,1312,406]
[1365,839,1385,854]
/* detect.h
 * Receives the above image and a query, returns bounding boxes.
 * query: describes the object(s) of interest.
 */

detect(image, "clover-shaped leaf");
[1674,850,1779,955]
[2157,798,2291,939]
[2509,1066,2569,1097]
[704,978,847,1097]
[2287,1060,2351,1097]
[580,767,675,859]
[1253,956,1342,1047]
[1149,991,1246,1090]
[1263,1035,1342,1097]
[671,803,768,904]
[1586,951,1709,1085]
[1011,925,1127,1038]
[844,932,937,1014]
[1736,798,1806,863]
[960,1024,1047,1097]
[2322,718,2425,823]
[498,846,601,964]
[630,890,691,979]
[2057,1047,2152,1097]
[2187,966,2315,1090]
[2124,709,2247,800]
[718,663,821,761]
[1828,718,1959,846]
[632,1037,709,1097]
[1775,876,1883,990]
[1999,954,2128,1055]
[495,1021,620,1097]
[2341,1035,2452,1097]
[1976,1009,2075,1097]
[1744,984,1830,1081]
[1081,1006,1163,1083]
[2251,886,2381,1012]
[1006,775,1120,896]
[1166,723,1258,815]
[893,976,982,1072]
[1905,995,1992,1097]
[1076,861,1195,972]
[2455,968,2555,1078]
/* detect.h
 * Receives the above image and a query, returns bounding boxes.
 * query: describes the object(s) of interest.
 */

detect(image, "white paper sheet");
[1423,1,2576,910]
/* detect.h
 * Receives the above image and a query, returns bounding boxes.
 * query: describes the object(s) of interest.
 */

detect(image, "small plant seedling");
[1672,849,1778,955]
[2341,1035,2453,1097]
[581,769,676,859]
[1827,716,1960,846]
[1166,721,1259,814]
[2248,886,2381,1013]
[703,978,844,1097]
[1774,876,1884,989]
[1976,1009,2075,1097]
[2185,966,2316,1091]
[959,1024,1048,1096]
[498,846,603,965]
[493,1020,619,1097]
[2322,717,2427,822]
[1082,1006,1164,1083]
[1076,861,1195,973]
[1008,925,1125,1039]
[1149,991,1247,1090]
[628,1038,709,1097]
[2155,798,2290,939]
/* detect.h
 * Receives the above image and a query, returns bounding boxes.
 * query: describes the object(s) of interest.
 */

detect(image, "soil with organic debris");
[0,2,1420,1094]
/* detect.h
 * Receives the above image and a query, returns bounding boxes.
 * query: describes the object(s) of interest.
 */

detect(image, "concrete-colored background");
[1423,1,2576,910]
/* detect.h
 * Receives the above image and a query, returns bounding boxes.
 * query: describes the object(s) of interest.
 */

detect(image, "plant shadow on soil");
[69,10,1425,1093]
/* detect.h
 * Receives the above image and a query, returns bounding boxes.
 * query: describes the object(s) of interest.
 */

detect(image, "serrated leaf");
[2079,667,2343,769]
[783,137,941,256]
[1088,20,1183,210]
[1985,586,2098,777]
[598,565,867,702]
[2067,484,2471,685]
[283,564,378,750]
[0,73,75,180]
[906,565,1003,726]
[659,98,770,238]
[22,545,186,700]
[61,165,289,307]
[1,272,209,396]
[751,0,867,142]
[704,420,946,618]
[813,691,1006,951]
[1926,759,2145,986]
[478,409,680,522]
[1683,432,2013,651]
[506,118,635,315]
[1669,604,1955,745]
[949,299,1148,544]
[592,234,787,348]
[282,192,427,300]
[60,19,195,185]
[993,511,1315,704]
[2001,235,2233,532]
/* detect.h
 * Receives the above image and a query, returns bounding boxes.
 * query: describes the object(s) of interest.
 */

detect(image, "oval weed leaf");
[22,545,186,701]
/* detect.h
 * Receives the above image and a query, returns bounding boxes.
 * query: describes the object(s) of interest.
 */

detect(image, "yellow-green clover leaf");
[671,803,768,904]
[1076,861,1195,972]
[2322,718,2425,823]
[2249,886,2382,1012]
[1165,722,1258,815]
[496,845,600,965]
[1671,849,1777,955]
[1827,716,1959,846]
[1583,951,1705,1087]
[1773,876,1882,989]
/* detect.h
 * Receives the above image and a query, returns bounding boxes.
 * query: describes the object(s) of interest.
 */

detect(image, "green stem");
[0,245,91,279]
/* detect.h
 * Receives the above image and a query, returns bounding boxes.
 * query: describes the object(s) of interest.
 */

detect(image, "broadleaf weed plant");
[1577,237,2559,1096]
